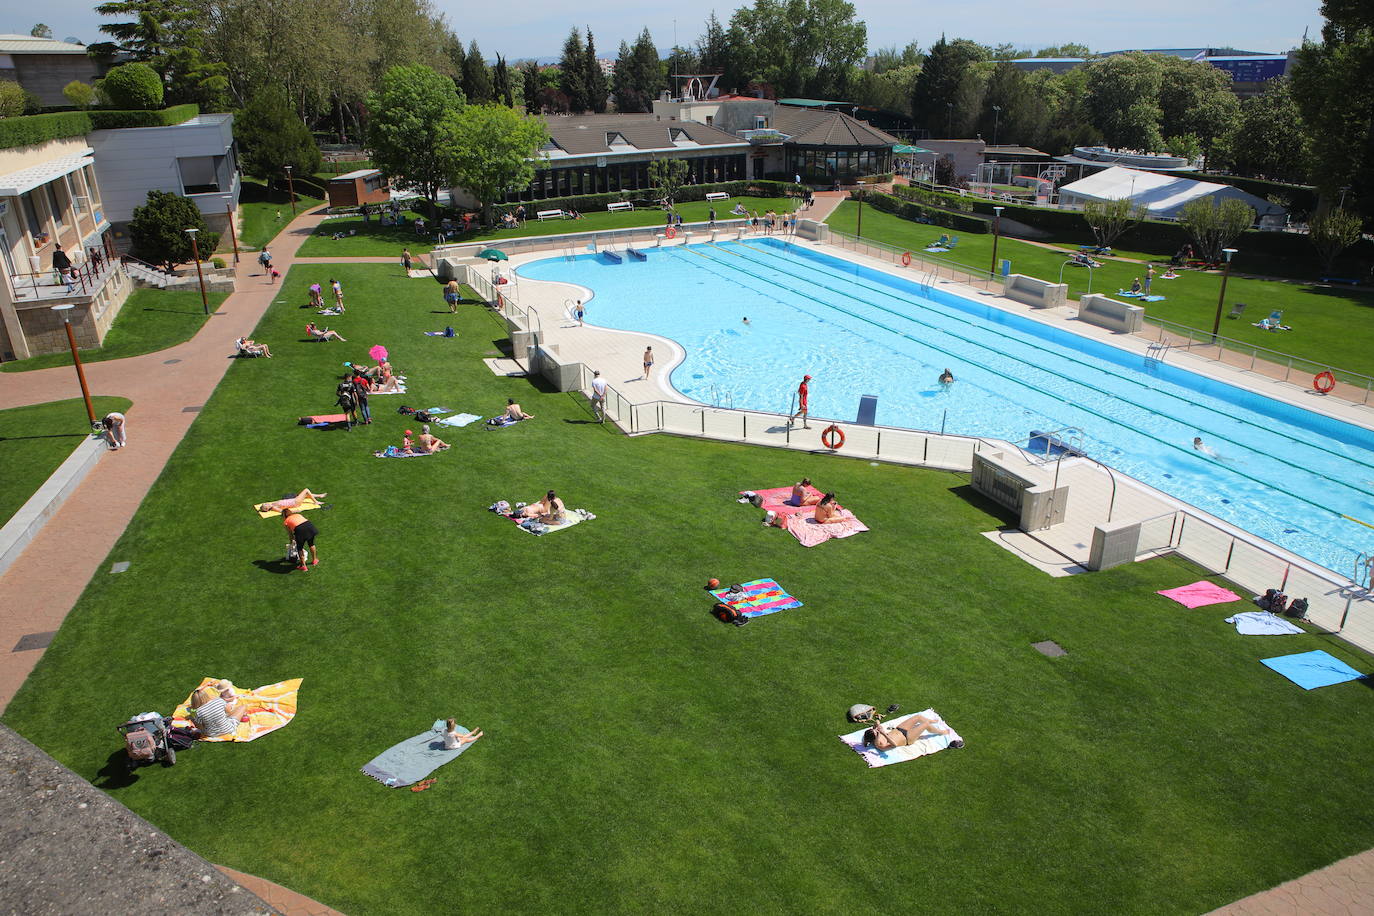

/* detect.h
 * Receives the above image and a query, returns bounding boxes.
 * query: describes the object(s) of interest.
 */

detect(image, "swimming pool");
[518,238,1374,577]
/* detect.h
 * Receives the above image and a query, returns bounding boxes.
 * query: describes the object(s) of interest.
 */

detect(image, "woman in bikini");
[414,425,449,453]
[259,488,327,512]
[812,493,847,524]
[788,478,821,507]
[863,713,950,750]
[519,490,566,523]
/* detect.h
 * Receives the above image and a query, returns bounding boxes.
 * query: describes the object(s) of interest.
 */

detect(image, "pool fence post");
[1168,512,1179,546]
[922,436,928,463]
[876,429,881,455]
[940,410,947,436]
[1280,563,1290,591]
[1339,595,1352,632]
[743,414,747,440]
[1224,539,1235,573]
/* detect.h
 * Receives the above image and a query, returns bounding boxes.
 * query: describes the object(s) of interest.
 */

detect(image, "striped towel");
[708,578,802,617]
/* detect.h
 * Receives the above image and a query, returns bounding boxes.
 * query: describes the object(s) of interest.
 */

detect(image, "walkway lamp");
[992,105,1001,147]
[184,228,210,316]
[1210,247,1238,341]
[990,205,1005,279]
[284,164,297,216]
[51,304,96,425]
[855,180,866,239]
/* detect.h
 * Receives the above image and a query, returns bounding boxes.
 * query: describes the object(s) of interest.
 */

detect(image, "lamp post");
[1210,247,1239,341]
[284,164,297,216]
[992,105,1001,147]
[184,228,210,316]
[855,180,866,239]
[946,102,953,138]
[225,203,239,264]
[51,304,96,425]
[990,205,1004,279]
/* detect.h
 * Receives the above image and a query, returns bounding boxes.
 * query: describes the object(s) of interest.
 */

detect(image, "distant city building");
[0,34,111,107]
[598,58,615,76]
[1010,48,1294,97]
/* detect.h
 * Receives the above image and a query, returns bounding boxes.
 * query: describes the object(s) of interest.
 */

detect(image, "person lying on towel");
[259,488,327,512]
[517,490,566,523]
[863,713,950,750]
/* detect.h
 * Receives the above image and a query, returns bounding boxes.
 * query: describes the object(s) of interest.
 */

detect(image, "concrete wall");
[912,139,987,182]
[1077,293,1144,333]
[6,54,110,107]
[11,268,132,356]
[1003,274,1067,309]
[0,136,90,177]
[88,115,239,228]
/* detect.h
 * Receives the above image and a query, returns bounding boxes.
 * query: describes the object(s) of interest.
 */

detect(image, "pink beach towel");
[743,485,822,519]
[1157,581,1242,608]
[741,485,870,547]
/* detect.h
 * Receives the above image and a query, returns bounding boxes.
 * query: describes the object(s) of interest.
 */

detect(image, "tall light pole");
[284,164,297,216]
[990,205,1004,278]
[1210,247,1239,341]
[51,304,96,425]
[184,228,210,316]
[225,203,240,264]
[946,102,953,137]
[992,105,1001,147]
[855,180,866,239]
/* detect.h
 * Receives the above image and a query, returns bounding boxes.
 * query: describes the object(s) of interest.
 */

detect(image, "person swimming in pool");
[1193,437,1228,461]
[939,368,954,384]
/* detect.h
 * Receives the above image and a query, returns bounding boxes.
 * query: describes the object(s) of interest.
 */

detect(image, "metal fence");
[825,228,1001,292]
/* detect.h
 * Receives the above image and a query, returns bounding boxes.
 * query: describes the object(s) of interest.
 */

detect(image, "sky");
[3,0,1325,63]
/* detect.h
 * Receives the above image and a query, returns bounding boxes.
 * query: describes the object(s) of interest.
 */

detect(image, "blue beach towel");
[361,719,476,787]
[1260,650,1368,690]
[1140,295,1166,302]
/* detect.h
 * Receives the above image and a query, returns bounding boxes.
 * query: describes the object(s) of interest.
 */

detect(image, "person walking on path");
[788,374,812,429]
[258,249,272,275]
[590,370,608,422]
[402,248,413,274]
[283,510,318,571]
[642,347,654,380]
[350,369,372,425]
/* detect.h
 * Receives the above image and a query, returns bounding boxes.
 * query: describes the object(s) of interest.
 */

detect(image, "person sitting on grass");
[504,398,533,421]
[238,337,273,358]
[502,212,518,229]
[189,686,237,738]
[306,322,346,342]
[518,490,566,523]
[414,425,449,453]
[371,364,403,393]
[444,718,484,750]
[862,713,950,750]
[788,477,821,507]
[1129,277,1142,294]
[259,488,327,512]
[812,493,848,524]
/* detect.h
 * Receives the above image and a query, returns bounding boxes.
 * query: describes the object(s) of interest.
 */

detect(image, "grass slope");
[0,396,131,526]
[1,288,230,373]
[829,201,1374,379]
[237,177,326,252]
[6,263,1374,915]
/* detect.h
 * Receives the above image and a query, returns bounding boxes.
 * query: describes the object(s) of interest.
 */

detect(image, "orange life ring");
[665,227,676,239]
[901,251,912,267]
[1314,371,1336,393]
[821,424,845,450]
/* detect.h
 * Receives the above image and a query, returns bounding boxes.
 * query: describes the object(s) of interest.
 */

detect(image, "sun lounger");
[1226,303,1246,319]
[838,709,964,768]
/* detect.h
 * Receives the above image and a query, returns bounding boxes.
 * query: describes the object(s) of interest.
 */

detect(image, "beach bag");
[1287,598,1309,620]
[124,727,157,763]
[712,603,745,626]
[168,727,197,750]
[414,410,433,423]
[397,405,416,416]
[287,541,300,564]
[846,704,876,723]
[489,500,511,514]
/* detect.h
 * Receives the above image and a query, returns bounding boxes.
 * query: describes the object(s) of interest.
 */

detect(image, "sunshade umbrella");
[369,345,388,362]
[478,248,508,261]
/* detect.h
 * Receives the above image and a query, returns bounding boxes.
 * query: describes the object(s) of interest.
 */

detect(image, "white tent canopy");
[1057,166,1282,223]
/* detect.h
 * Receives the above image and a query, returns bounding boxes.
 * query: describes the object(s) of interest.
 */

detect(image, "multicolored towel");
[838,709,963,768]
[1157,581,1242,608]
[254,496,321,518]
[1261,650,1368,690]
[708,578,802,617]
[361,719,477,788]
[171,677,302,742]
[510,511,589,535]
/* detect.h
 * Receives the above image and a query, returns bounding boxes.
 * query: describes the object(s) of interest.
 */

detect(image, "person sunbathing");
[731,203,748,216]
[812,493,848,524]
[306,322,346,342]
[189,686,237,738]
[1129,278,1142,293]
[863,713,950,750]
[415,425,449,453]
[238,337,273,357]
[372,367,403,393]
[259,488,327,512]
[518,489,566,523]
[443,718,484,750]
[216,679,249,720]
[504,399,533,421]
[788,477,821,507]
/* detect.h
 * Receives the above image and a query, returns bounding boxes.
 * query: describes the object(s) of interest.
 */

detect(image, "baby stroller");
[117,712,177,770]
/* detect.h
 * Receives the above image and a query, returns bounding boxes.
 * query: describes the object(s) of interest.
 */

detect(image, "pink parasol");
[369,345,388,362]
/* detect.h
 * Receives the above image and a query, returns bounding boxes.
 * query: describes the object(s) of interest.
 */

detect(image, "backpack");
[413,410,433,423]
[712,603,747,626]
[397,405,416,416]
[287,541,300,564]
[443,326,455,338]
[1287,598,1309,620]
[125,727,157,763]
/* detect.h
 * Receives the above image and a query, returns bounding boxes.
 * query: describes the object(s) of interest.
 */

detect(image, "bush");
[87,104,198,129]
[211,257,226,268]
[129,190,220,270]
[862,190,990,234]
[493,180,796,218]
[98,63,164,110]
[0,111,92,150]
[319,159,375,174]
[0,80,27,118]
[62,80,94,109]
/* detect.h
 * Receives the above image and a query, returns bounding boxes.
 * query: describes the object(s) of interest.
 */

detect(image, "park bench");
[705,192,730,202]
[537,209,565,221]
[607,201,633,213]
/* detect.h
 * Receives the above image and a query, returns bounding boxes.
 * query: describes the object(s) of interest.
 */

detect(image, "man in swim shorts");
[283,510,318,571]
[788,375,812,429]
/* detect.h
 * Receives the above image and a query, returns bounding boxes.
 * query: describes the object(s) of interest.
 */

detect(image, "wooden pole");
[226,204,239,264]
[61,316,96,425]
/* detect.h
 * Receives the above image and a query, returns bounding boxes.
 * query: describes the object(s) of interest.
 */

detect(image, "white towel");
[838,709,963,768]
[438,413,483,427]
[1224,611,1304,635]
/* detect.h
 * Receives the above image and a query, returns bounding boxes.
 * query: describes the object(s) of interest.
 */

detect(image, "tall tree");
[446,104,549,220]
[647,158,689,207]
[235,86,322,185]
[367,64,465,210]
[559,27,587,112]
[94,0,228,108]
[975,62,1048,147]
[1309,207,1363,271]
[697,12,729,75]
[1179,197,1255,261]
[462,39,493,103]
[129,190,219,269]
[1083,52,1164,150]
[1083,198,1146,247]
[725,0,866,98]
[583,28,608,113]
[613,29,661,112]
[910,37,988,135]
[445,36,467,91]
[521,60,540,113]
[867,42,922,74]
[30,24,53,38]
[1157,55,1240,165]
[1225,79,1313,184]
[493,55,514,108]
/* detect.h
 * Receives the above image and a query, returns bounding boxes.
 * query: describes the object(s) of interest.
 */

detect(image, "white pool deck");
[469,229,1374,650]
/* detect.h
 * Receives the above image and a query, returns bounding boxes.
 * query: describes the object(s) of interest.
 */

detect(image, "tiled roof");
[0,34,90,55]
[541,115,747,158]
[767,107,900,148]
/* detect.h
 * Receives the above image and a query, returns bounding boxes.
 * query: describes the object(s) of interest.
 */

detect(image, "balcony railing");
[8,256,118,304]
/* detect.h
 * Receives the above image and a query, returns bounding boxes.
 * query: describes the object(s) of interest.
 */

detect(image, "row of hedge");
[0,105,201,150]
[493,180,798,217]
[892,183,976,212]
[862,190,990,234]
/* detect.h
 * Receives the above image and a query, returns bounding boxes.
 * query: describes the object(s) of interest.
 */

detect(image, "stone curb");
[0,433,106,579]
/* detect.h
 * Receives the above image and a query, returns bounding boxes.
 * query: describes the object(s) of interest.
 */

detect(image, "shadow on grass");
[138,307,207,316]
[93,749,143,790]
[0,433,87,442]
[948,483,1019,526]
[252,558,298,575]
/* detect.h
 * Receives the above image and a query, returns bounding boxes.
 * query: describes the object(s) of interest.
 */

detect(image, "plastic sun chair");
[948,236,960,248]
[1227,303,1246,319]
[1266,309,1284,325]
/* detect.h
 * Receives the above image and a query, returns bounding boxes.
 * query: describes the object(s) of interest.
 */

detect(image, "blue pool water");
[518,239,1374,576]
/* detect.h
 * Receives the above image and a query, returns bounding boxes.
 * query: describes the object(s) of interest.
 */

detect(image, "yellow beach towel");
[172,677,303,742]
[255,497,321,518]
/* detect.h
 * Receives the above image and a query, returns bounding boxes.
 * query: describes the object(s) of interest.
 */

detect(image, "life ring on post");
[665,227,676,240]
[1314,370,1336,393]
[821,424,845,450]
[901,251,912,267]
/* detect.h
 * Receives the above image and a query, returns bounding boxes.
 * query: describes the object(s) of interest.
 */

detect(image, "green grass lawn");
[0,396,132,526]
[829,201,1374,379]
[6,262,1374,914]
[294,196,797,258]
[236,177,326,252]
[0,288,230,373]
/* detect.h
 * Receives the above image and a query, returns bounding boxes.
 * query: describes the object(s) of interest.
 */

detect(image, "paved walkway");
[2,201,1374,916]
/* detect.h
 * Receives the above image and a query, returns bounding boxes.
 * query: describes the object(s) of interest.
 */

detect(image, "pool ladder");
[1146,342,1171,363]
[1354,552,1372,589]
